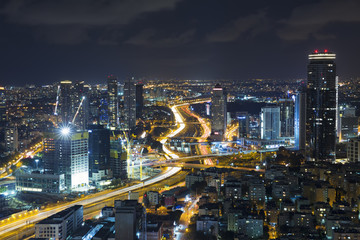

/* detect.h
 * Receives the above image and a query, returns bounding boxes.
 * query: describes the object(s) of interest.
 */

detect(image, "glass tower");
[306,50,336,161]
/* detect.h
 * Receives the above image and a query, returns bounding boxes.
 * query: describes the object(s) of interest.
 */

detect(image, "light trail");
[54,85,60,115]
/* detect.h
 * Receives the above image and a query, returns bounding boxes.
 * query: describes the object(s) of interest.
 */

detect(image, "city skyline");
[0,0,360,85]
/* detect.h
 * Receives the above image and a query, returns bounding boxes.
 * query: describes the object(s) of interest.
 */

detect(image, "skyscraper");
[278,98,295,137]
[135,84,144,120]
[306,50,337,161]
[260,106,280,140]
[59,80,73,124]
[72,81,89,130]
[55,129,89,190]
[211,84,227,141]
[236,112,249,138]
[294,89,306,150]
[123,78,137,130]
[107,75,118,130]
[88,125,110,182]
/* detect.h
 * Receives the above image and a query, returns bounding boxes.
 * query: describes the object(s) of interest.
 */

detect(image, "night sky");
[1,0,360,86]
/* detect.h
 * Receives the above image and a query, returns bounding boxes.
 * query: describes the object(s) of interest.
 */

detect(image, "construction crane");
[54,85,61,115]
[72,96,85,124]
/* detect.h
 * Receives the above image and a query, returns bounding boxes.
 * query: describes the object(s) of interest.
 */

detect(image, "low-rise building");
[35,205,83,240]
[16,172,65,193]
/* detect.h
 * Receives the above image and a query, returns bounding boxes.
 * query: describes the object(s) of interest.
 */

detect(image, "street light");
[35,159,39,170]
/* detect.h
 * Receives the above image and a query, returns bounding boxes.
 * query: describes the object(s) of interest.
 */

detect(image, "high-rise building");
[306,50,337,161]
[88,125,110,182]
[236,112,249,138]
[211,84,227,141]
[0,87,6,127]
[59,80,73,124]
[107,75,118,130]
[110,140,127,179]
[54,129,89,190]
[123,78,137,130]
[5,127,18,153]
[278,98,295,137]
[338,105,359,141]
[72,81,89,130]
[135,84,144,120]
[260,106,280,140]
[294,89,306,150]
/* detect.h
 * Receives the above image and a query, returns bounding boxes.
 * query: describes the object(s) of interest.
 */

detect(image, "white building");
[35,205,83,240]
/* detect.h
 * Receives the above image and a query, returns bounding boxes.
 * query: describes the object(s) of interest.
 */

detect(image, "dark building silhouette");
[88,125,110,182]
[306,50,337,161]
[136,84,144,120]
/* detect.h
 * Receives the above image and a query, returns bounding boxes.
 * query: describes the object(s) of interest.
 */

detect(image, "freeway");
[0,167,181,237]
[0,102,190,238]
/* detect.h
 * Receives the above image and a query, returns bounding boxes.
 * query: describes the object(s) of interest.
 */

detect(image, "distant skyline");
[1,0,360,85]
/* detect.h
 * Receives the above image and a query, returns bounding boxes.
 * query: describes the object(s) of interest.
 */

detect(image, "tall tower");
[306,50,336,161]
[107,75,118,130]
[211,84,227,141]
[123,78,137,130]
[59,80,73,124]
[278,98,295,137]
[135,84,144,120]
[260,106,280,140]
[294,88,306,150]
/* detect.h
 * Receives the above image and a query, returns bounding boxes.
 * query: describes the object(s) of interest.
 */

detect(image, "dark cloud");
[0,0,182,44]
[125,29,196,47]
[278,0,360,40]
[0,0,182,26]
[206,10,269,42]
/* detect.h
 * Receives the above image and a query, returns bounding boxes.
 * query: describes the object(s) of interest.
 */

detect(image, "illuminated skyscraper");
[55,129,89,190]
[306,50,336,161]
[278,98,294,137]
[123,77,137,130]
[107,75,118,130]
[260,106,280,140]
[294,89,306,150]
[211,84,227,140]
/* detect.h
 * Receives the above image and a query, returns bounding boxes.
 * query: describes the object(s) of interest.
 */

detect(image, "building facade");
[306,50,337,161]
[260,106,280,140]
[211,84,227,141]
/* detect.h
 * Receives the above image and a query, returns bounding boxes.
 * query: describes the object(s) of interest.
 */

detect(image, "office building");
[88,125,110,182]
[295,89,306,150]
[306,50,337,161]
[260,106,280,140]
[123,77,137,130]
[54,129,89,190]
[72,81,89,130]
[236,112,249,138]
[107,75,118,130]
[15,172,65,193]
[338,105,359,141]
[110,140,127,179]
[211,84,227,141]
[278,98,294,137]
[35,205,83,240]
[59,80,73,124]
[114,200,146,240]
[136,83,144,120]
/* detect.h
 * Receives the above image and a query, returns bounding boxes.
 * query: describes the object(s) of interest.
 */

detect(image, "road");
[0,101,191,238]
